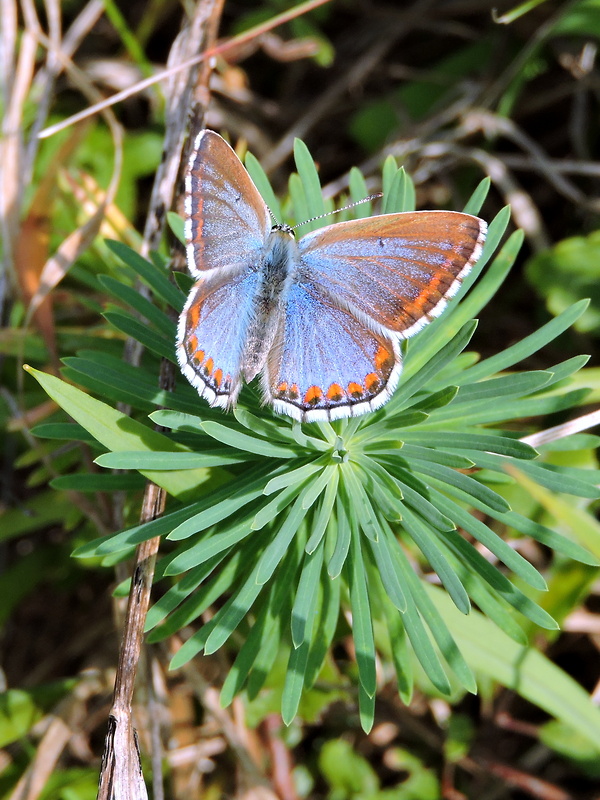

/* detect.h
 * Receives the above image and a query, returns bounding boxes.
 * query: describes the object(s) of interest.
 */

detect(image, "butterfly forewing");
[185,130,271,277]
[298,211,486,338]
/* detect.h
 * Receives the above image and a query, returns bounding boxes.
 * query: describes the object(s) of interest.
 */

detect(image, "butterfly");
[176,129,487,423]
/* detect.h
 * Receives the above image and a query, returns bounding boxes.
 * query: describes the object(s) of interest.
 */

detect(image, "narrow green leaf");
[291,541,325,646]
[220,594,271,706]
[245,151,282,222]
[457,300,590,385]
[169,470,271,539]
[256,495,309,585]
[399,595,451,695]
[202,564,265,656]
[348,167,373,218]
[25,367,212,498]
[440,526,557,629]
[288,173,309,230]
[391,444,475,469]
[358,683,376,733]
[169,625,212,667]
[164,514,255,575]
[442,562,529,645]
[99,275,175,337]
[201,420,300,459]
[294,137,326,220]
[343,467,381,542]
[306,469,339,553]
[451,371,553,403]
[430,489,546,590]
[462,176,491,215]
[391,467,456,532]
[95,450,253,469]
[386,321,477,412]
[511,460,600,499]
[383,168,415,214]
[424,389,591,428]
[387,529,476,693]
[252,481,307,530]
[328,493,351,579]
[31,422,96,442]
[399,504,471,615]
[368,530,407,612]
[399,430,537,459]
[501,511,598,566]
[301,465,337,510]
[149,548,247,641]
[383,601,413,703]
[412,459,511,513]
[50,472,146,491]
[145,558,222,631]
[381,155,398,200]
[264,460,324,495]
[62,358,155,411]
[348,532,377,698]
[305,573,341,688]
[354,457,404,521]
[103,310,175,360]
[282,640,311,725]
[542,354,590,386]
[406,385,459,412]
[248,543,301,698]
[105,239,184,310]
[167,210,185,243]
[234,407,324,449]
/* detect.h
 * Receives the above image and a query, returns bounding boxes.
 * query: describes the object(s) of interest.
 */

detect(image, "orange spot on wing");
[304,386,323,406]
[365,373,381,393]
[213,368,223,388]
[375,345,393,373]
[289,384,299,400]
[326,383,344,402]
[187,334,198,354]
[204,356,214,376]
[188,299,201,329]
[276,382,288,397]
[348,382,364,399]
[193,349,205,364]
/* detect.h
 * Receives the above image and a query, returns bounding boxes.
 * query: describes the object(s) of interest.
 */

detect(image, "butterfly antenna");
[291,193,383,230]
[266,204,278,225]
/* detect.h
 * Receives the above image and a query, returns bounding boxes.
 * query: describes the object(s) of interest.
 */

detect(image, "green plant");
[28,139,600,737]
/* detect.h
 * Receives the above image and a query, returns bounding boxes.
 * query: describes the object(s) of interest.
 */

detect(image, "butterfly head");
[271,222,295,238]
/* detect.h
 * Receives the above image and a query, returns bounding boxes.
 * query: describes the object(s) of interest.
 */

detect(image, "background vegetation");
[2,1,600,799]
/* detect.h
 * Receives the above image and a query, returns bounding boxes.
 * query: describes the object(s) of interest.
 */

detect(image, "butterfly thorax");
[242,226,298,381]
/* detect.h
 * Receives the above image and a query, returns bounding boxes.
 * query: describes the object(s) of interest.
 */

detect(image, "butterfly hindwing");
[264,280,401,422]
[185,130,271,277]
[177,270,264,408]
[298,211,486,338]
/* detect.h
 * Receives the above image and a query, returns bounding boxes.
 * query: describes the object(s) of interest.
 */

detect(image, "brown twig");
[95,2,225,798]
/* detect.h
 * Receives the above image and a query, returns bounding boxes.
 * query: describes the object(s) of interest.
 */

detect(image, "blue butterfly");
[177,130,486,422]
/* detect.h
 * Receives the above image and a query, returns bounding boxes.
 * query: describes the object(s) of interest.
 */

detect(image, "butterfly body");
[240,226,297,382]
[177,130,487,422]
